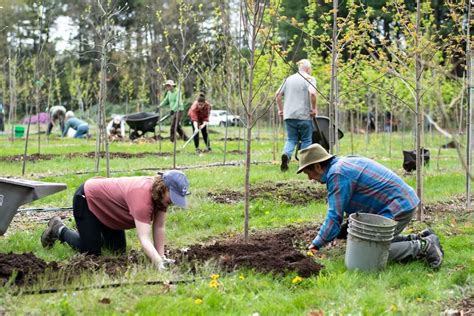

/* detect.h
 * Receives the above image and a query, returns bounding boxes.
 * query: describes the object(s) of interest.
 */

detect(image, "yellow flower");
[194,298,203,305]
[239,274,245,280]
[210,274,220,280]
[291,276,303,284]
[209,280,219,288]
[390,304,398,312]
[306,251,314,257]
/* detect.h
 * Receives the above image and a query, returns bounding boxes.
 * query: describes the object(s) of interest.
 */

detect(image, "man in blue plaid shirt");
[298,144,444,270]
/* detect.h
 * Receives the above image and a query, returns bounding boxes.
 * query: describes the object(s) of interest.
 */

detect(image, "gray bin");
[0,177,67,235]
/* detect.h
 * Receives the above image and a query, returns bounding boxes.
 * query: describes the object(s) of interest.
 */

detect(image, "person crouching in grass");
[41,170,189,270]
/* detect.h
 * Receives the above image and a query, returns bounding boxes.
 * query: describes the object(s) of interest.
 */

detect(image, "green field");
[0,126,472,315]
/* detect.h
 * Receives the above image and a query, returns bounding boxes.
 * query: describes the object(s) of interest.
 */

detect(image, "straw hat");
[296,144,334,174]
[164,80,176,86]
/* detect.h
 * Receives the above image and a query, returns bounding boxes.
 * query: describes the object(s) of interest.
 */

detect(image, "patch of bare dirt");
[0,250,144,286]
[0,151,170,162]
[0,225,327,286]
[218,137,244,141]
[443,295,474,316]
[424,196,468,215]
[208,181,326,205]
[174,225,324,277]
[0,253,57,286]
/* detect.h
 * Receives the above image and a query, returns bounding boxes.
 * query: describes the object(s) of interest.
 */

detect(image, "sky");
[50,15,77,53]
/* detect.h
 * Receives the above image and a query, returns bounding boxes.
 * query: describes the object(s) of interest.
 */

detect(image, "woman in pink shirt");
[187,93,211,153]
[41,170,189,270]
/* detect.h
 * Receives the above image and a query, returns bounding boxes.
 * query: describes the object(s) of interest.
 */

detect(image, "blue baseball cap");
[162,170,189,208]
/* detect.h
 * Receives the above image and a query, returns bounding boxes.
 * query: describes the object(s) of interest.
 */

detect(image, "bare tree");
[94,1,126,177]
[238,0,280,241]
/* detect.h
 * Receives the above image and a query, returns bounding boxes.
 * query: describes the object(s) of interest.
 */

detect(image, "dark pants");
[59,184,126,255]
[46,120,65,136]
[0,113,4,132]
[192,124,210,149]
[388,210,422,262]
[170,111,187,141]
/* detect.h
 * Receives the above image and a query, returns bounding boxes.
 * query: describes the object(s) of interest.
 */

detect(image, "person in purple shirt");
[297,144,444,270]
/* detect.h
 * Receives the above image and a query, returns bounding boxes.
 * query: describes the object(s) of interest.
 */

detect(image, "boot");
[420,234,444,270]
[396,228,435,242]
[41,217,65,248]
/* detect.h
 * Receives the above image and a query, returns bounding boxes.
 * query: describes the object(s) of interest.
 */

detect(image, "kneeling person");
[41,170,189,270]
[63,111,89,138]
[298,144,443,270]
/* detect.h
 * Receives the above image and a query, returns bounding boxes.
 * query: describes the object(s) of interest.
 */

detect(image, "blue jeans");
[74,124,89,138]
[283,119,313,159]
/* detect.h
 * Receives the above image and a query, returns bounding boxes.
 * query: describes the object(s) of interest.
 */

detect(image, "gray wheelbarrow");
[0,177,66,235]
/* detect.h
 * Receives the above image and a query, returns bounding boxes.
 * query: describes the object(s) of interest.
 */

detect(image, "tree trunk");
[328,0,338,154]
[466,0,473,210]
[415,0,424,220]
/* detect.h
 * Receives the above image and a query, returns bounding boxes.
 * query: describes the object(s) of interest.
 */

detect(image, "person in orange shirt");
[41,170,189,270]
[188,93,211,153]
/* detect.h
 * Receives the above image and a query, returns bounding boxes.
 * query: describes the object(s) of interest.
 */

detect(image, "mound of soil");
[0,250,145,286]
[0,252,57,285]
[208,181,326,205]
[176,225,324,277]
[0,151,170,162]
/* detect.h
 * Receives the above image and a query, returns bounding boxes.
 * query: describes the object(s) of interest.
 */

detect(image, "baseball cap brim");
[170,189,187,208]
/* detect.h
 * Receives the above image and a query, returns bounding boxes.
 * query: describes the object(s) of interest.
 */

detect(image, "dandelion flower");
[291,276,303,284]
[194,298,203,305]
[306,251,314,257]
[209,280,219,288]
[239,274,245,280]
[210,273,220,280]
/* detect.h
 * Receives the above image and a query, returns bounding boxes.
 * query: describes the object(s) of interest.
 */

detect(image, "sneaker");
[421,234,444,270]
[280,154,289,172]
[41,217,65,248]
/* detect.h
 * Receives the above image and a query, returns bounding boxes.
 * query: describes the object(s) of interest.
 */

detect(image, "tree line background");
[0,0,470,133]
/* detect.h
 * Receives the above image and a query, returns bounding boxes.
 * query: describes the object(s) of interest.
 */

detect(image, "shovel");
[182,127,202,149]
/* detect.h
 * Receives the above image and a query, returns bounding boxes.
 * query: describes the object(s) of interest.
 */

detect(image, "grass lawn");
[0,125,472,315]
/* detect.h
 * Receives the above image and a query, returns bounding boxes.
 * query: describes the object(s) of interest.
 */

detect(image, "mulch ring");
[0,250,144,286]
[174,225,325,277]
[0,151,170,162]
[208,180,326,205]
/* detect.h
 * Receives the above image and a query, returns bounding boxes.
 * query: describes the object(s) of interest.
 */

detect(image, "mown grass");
[0,126,472,315]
